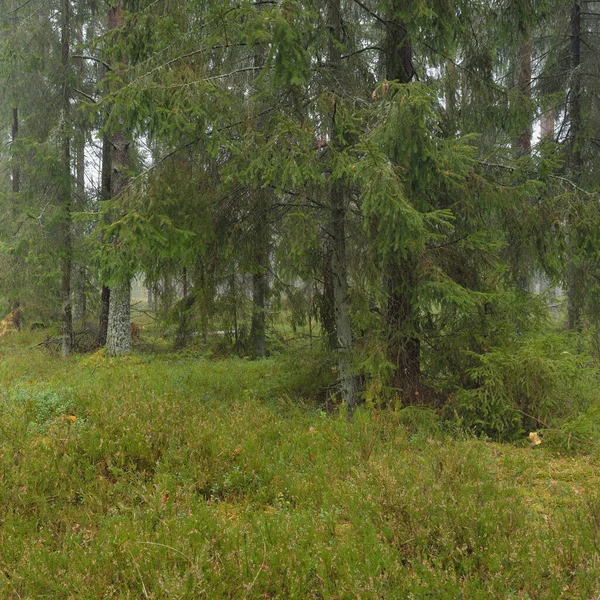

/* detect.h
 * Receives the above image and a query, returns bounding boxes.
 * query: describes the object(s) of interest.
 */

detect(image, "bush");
[447,333,600,441]
[8,386,75,428]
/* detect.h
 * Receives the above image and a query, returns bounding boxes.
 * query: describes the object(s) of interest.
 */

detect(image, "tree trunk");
[98,133,111,345]
[567,0,583,331]
[249,191,269,358]
[105,1,131,355]
[327,0,357,409]
[60,0,73,357]
[11,108,19,195]
[106,282,131,355]
[383,0,420,398]
[540,110,555,140]
[514,10,532,157]
[321,237,337,350]
[99,285,110,346]
[73,20,86,327]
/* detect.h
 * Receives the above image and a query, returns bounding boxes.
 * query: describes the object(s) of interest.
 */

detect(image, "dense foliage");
[0,0,599,437]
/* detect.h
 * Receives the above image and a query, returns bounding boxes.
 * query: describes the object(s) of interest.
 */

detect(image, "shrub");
[447,333,600,441]
[9,386,75,428]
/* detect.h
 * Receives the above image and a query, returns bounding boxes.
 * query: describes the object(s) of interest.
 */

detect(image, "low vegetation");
[1,332,600,599]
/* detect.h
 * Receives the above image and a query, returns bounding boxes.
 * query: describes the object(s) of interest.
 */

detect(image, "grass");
[1,331,600,598]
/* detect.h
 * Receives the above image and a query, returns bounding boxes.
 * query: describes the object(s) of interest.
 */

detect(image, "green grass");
[1,332,600,598]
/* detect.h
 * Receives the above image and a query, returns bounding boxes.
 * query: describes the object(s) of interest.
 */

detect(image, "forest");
[1,0,600,597]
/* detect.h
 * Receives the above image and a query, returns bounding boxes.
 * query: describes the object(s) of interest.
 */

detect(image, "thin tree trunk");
[567,0,583,331]
[73,18,86,326]
[11,108,19,195]
[249,191,269,358]
[514,18,532,157]
[321,238,337,350]
[98,133,111,344]
[60,0,73,357]
[540,110,555,140]
[182,267,188,299]
[99,285,110,346]
[327,0,357,409]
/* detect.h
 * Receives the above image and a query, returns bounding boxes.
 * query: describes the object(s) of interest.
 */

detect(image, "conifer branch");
[72,54,112,71]
[477,160,593,196]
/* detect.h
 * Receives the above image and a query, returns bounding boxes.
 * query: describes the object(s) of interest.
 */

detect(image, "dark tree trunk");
[11,108,19,194]
[327,0,357,410]
[383,0,420,398]
[567,0,583,331]
[99,285,110,346]
[73,17,86,326]
[515,35,532,155]
[321,238,337,350]
[249,191,269,358]
[60,0,73,358]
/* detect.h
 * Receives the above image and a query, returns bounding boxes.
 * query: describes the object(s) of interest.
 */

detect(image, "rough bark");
[105,1,132,356]
[567,0,583,331]
[249,191,269,358]
[383,0,420,398]
[60,0,73,357]
[106,282,131,355]
[515,35,532,155]
[327,0,357,409]
[99,285,110,346]
[540,110,555,140]
[11,108,19,194]
[98,133,112,345]
[72,18,86,326]
[321,235,337,350]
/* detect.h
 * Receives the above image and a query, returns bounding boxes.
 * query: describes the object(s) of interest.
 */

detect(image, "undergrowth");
[0,332,599,598]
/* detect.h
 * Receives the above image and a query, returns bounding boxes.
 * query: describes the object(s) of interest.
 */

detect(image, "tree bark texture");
[327,0,357,409]
[567,0,583,331]
[249,190,269,358]
[383,0,420,398]
[60,0,73,357]
[105,1,132,355]
[106,281,131,356]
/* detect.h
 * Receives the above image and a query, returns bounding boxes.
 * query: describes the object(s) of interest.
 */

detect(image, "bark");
[73,37,86,326]
[567,0,583,331]
[383,0,420,398]
[11,108,19,194]
[248,39,270,359]
[60,0,73,357]
[327,0,357,409]
[515,35,532,155]
[106,282,131,355]
[175,294,196,349]
[98,131,112,345]
[321,237,337,350]
[249,191,269,358]
[99,285,110,346]
[540,110,555,140]
[105,1,132,356]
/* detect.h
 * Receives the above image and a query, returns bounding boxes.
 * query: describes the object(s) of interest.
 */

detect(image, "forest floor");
[0,331,599,598]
